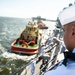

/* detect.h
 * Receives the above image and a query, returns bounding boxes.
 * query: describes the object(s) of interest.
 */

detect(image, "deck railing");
[12,40,64,75]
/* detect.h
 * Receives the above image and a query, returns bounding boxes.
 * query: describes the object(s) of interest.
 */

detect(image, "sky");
[0,0,75,20]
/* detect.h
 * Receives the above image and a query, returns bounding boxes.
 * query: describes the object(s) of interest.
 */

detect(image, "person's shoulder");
[44,64,66,75]
[44,69,55,75]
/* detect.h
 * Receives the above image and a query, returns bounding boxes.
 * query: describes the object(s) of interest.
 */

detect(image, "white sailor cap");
[58,5,75,26]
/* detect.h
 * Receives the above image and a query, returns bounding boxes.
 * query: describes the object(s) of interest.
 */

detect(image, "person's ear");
[72,32,74,35]
[71,25,75,36]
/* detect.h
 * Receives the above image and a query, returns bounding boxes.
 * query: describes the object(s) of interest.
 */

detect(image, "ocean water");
[0,17,32,75]
[0,17,56,75]
[0,17,28,51]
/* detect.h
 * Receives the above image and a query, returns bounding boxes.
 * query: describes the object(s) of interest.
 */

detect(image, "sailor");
[30,60,36,75]
[45,36,53,45]
[53,37,66,52]
[44,4,75,75]
[40,46,50,74]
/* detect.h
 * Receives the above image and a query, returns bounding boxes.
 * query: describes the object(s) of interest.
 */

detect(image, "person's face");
[63,24,73,51]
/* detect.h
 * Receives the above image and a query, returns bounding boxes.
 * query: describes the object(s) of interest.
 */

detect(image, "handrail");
[12,43,59,75]
[12,61,31,75]
[36,44,59,75]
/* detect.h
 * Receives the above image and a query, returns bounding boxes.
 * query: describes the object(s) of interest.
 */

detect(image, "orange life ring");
[22,41,28,48]
[19,40,28,48]
[28,41,35,46]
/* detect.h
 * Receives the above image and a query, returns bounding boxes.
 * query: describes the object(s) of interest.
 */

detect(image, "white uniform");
[41,46,45,55]
[30,60,36,75]
[46,37,53,45]
[44,48,75,75]
[60,41,66,48]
